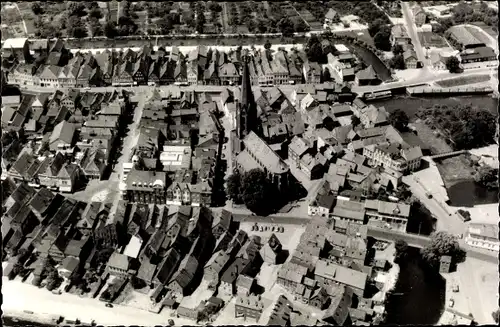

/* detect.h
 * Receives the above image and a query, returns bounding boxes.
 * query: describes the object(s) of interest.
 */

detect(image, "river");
[384,247,446,325]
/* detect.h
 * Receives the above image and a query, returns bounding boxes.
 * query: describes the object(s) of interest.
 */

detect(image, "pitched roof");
[49,120,75,145]
[356,65,378,80]
[242,131,289,174]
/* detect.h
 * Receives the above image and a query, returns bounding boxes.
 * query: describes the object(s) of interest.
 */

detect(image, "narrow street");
[107,89,149,224]
[401,2,427,67]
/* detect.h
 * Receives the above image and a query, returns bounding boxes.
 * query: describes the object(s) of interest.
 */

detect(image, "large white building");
[465,223,499,252]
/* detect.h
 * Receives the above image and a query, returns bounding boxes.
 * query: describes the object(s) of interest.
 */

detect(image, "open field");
[435,75,491,87]
[435,154,477,184]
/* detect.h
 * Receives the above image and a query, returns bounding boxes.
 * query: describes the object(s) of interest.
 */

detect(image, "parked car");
[259,226,264,232]
[168,319,175,326]
[452,284,459,292]
[426,192,432,199]
[251,225,256,231]
[271,226,275,232]
[265,226,269,231]
[279,226,284,233]
[105,303,113,308]
[448,299,455,308]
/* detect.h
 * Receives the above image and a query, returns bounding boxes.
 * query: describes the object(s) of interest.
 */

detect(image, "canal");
[384,247,446,325]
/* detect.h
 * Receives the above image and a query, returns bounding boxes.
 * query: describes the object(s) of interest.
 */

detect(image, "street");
[107,89,149,224]
[2,278,195,326]
[401,2,427,68]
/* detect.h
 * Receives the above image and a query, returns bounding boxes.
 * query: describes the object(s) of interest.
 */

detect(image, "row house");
[174,60,188,84]
[272,51,290,85]
[303,61,322,84]
[364,199,411,232]
[219,62,240,85]
[95,50,116,85]
[112,61,135,86]
[7,63,38,86]
[37,65,61,88]
[314,259,368,297]
[123,169,167,204]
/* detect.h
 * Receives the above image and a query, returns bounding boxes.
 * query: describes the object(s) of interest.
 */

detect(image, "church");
[230,55,290,192]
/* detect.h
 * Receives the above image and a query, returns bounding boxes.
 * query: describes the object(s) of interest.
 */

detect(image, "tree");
[389,54,405,70]
[392,44,404,55]
[31,2,44,15]
[394,239,409,263]
[323,67,332,82]
[493,309,500,324]
[374,27,392,51]
[388,109,409,131]
[351,115,361,127]
[89,18,103,37]
[278,17,294,37]
[445,56,461,73]
[474,166,499,190]
[241,169,280,215]
[195,9,206,34]
[264,41,272,50]
[306,35,324,63]
[368,18,385,37]
[158,15,174,34]
[227,171,243,204]
[67,16,88,38]
[89,8,103,20]
[104,21,118,38]
[68,3,87,17]
[293,18,310,33]
[421,231,465,268]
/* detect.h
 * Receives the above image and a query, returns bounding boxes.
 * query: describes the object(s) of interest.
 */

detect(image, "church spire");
[240,54,253,107]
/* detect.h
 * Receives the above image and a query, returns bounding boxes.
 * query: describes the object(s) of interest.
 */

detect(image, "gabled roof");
[356,65,378,80]
[49,120,75,145]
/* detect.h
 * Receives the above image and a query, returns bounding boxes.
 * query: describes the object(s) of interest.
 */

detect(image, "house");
[204,250,231,289]
[332,199,366,225]
[219,62,240,85]
[259,234,283,264]
[268,295,293,326]
[49,120,75,151]
[154,248,182,285]
[365,200,410,232]
[465,223,499,252]
[412,5,426,27]
[324,8,339,24]
[403,50,418,69]
[57,256,80,280]
[37,65,61,88]
[236,274,255,297]
[314,259,367,297]
[276,262,308,292]
[212,209,233,239]
[168,254,198,295]
[107,252,130,277]
[363,142,422,173]
[219,257,249,297]
[288,136,311,166]
[458,46,497,64]
[123,169,167,204]
[309,287,330,310]
[355,65,380,86]
[234,295,264,322]
[2,38,30,63]
[303,61,322,84]
[391,24,411,46]
[137,261,158,287]
[322,285,353,325]
[308,179,336,217]
[328,53,355,83]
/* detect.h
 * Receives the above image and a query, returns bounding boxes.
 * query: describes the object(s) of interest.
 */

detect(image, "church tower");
[236,54,257,140]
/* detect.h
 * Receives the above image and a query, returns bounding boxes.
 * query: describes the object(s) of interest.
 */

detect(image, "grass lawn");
[436,74,491,87]
[435,154,477,184]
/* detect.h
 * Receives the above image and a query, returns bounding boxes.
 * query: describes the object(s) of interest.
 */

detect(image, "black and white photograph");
[1,1,498,326]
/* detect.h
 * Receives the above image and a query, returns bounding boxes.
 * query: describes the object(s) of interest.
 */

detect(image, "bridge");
[407,85,494,96]
[429,150,469,160]
[367,226,430,248]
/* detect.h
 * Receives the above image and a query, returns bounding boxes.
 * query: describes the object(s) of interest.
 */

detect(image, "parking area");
[239,221,306,254]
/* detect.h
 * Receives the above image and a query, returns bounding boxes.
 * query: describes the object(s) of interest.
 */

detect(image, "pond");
[446,179,498,207]
[384,247,446,325]
[372,95,499,118]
